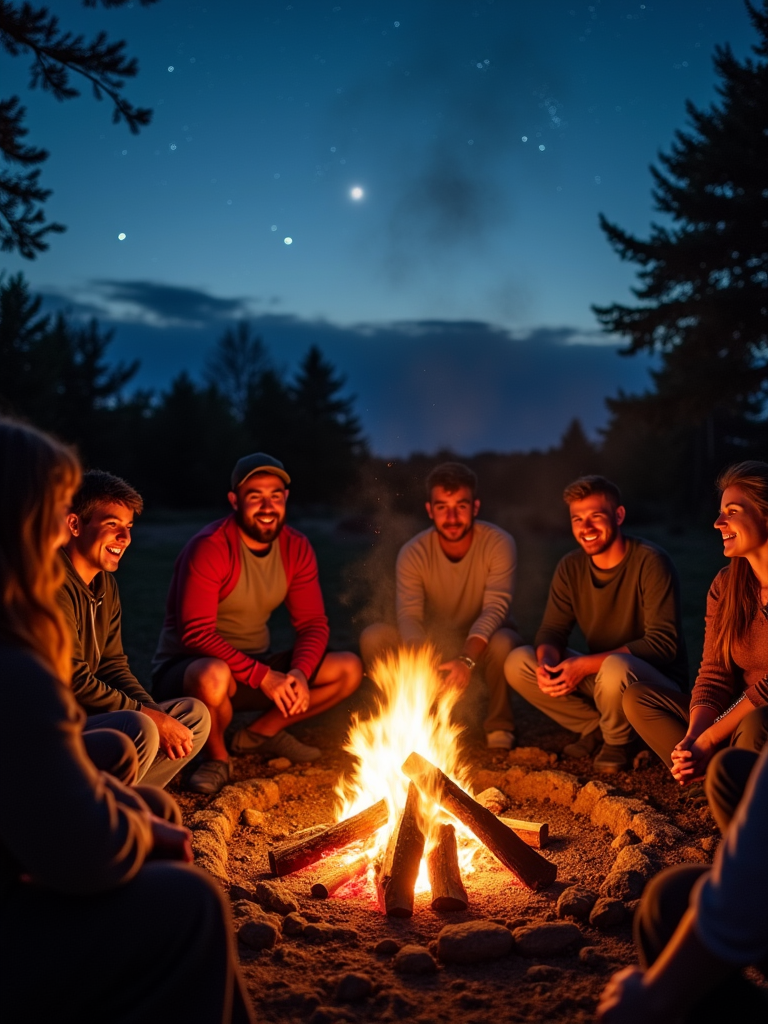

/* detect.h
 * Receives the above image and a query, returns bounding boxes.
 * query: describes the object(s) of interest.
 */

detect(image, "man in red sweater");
[152,453,362,794]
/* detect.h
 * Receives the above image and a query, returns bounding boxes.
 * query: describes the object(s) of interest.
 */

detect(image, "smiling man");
[360,462,520,749]
[504,475,688,773]
[151,453,362,795]
[60,471,210,788]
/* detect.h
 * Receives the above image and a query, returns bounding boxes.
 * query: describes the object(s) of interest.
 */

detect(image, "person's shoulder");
[707,566,729,600]
[0,645,69,711]
[183,515,236,558]
[629,536,677,574]
[555,546,587,574]
[398,527,434,561]
[280,523,315,552]
[475,520,515,546]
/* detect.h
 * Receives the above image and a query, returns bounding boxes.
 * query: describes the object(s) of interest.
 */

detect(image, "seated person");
[0,417,253,1024]
[360,462,520,750]
[598,744,768,1023]
[60,471,210,789]
[624,460,768,785]
[151,453,362,795]
[505,475,688,773]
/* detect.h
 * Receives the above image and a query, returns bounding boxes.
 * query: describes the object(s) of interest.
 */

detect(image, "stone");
[700,836,719,853]
[633,749,653,770]
[556,885,598,921]
[476,787,509,814]
[679,846,709,864]
[510,769,580,807]
[613,844,654,878]
[269,757,292,770]
[470,769,508,794]
[236,777,280,810]
[229,884,256,903]
[611,829,640,850]
[189,811,232,844]
[512,922,582,957]
[238,915,281,950]
[437,921,513,964]
[304,922,336,944]
[589,897,626,930]
[211,786,252,827]
[600,870,645,901]
[242,808,265,826]
[332,927,358,942]
[507,746,558,769]
[335,973,372,1002]
[282,912,307,937]
[374,938,399,955]
[578,945,605,967]
[572,780,613,816]
[308,1007,349,1024]
[630,811,684,846]
[590,796,647,835]
[393,945,438,975]
[525,964,563,980]
[254,880,299,916]
[191,830,228,881]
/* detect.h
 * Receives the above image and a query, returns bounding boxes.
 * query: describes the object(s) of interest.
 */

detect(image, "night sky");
[3,0,755,454]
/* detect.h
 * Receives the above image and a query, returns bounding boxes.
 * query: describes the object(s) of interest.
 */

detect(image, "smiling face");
[229,472,288,547]
[426,485,479,545]
[568,492,626,559]
[715,485,768,560]
[65,501,134,583]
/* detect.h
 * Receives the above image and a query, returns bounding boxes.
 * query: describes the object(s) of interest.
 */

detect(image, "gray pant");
[83,697,210,789]
[360,621,519,733]
[504,646,680,746]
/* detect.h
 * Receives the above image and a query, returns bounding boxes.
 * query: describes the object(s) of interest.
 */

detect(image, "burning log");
[500,817,549,849]
[268,799,388,877]
[427,823,468,911]
[310,852,368,898]
[402,752,557,891]
[376,782,425,917]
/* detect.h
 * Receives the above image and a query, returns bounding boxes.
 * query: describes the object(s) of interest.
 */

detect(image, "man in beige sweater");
[360,462,520,749]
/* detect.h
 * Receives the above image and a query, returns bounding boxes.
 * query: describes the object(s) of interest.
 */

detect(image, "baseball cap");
[231,453,291,490]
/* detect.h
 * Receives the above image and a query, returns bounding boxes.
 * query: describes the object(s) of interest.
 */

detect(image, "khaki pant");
[360,621,519,734]
[504,645,680,746]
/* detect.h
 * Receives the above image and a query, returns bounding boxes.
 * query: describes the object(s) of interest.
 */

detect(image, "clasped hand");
[261,668,310,717]
[535,656,588,697]
[670,731,714,786]
[141,707,194,760]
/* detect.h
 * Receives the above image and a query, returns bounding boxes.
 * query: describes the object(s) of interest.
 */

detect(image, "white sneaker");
[486,730,515,750]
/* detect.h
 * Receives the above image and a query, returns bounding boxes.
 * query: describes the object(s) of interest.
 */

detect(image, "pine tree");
[593,1,768,428]
[0,0,156,256]
[205,321,268,422]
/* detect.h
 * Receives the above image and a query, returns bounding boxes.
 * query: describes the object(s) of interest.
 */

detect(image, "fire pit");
[264,647,557,915]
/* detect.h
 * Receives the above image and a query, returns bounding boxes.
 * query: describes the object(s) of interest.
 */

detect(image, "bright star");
[118,233,126,240]
[350,186,364,200]
[284,237,293,245]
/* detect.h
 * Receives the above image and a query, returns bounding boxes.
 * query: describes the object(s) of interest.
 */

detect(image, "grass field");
[117,509,727,688]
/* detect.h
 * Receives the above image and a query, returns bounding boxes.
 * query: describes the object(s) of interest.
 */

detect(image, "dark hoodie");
[57,550,162,714]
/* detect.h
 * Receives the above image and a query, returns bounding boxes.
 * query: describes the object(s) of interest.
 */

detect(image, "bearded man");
[151,453,362,794]
[360,462,520,750]
[504,475,688,773]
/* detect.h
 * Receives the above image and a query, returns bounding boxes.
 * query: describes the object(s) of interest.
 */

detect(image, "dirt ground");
[169,686,734,1024]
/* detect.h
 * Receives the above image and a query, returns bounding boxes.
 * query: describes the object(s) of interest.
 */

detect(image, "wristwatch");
[457,655,476,671]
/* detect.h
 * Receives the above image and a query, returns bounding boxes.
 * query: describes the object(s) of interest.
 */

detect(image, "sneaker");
[486,730,515,750]
[563,729,601,758]
[230,727,322,763]
[593,742,630,774]
[187,758,231,795]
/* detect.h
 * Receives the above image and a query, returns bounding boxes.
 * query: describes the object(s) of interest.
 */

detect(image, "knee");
[486,628,520,665]
[170,697,212,740]
[732,707,768,753]
[333,651,364,696]
[135,784,183,824]
[359,622,398,667]
[598,654,635,690]
[503,645,535,687]
[186,659,232,706]
[622,681,653,722]
[83,727,140,785]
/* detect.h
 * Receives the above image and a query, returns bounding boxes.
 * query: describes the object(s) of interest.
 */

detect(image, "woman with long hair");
[623,460,768,784]
[0,418,254,1024]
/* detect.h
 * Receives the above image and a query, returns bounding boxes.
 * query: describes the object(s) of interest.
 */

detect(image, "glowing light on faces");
[117,233,126,240]
[350,186,364,200]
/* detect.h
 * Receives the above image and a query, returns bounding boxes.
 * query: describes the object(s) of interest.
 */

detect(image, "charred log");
[427,823,468,911]
[268,799,388,877]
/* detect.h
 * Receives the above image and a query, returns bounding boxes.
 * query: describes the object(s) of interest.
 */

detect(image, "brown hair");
[71,469,143,522]
[711,460,768,667]
[563,475,622,508]
[0,418,81,682]
[426,462,478,501]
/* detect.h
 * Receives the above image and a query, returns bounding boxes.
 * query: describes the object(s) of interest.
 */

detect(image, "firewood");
[268,799,388,877]
[427,823,468,911]
[310,852,368,898]
[376,782,425,917]
[499,817,549,849]
[401,752,557,891]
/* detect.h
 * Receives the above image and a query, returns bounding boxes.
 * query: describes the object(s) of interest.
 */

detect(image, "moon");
[350,186,364,200]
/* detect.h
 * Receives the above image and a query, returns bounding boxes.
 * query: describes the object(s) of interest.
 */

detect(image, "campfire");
[266,647,557,914]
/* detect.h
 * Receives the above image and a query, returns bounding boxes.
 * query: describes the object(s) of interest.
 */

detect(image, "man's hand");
[141,707,194,760]
[148,815,193,863]
[438,658,472,692]
[535,656,589,697]
[597,966,676,1024]
[670,731,716,786]
[261,668,310,717]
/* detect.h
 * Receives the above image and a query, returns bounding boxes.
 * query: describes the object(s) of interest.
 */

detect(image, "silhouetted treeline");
[0,275,367,508]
